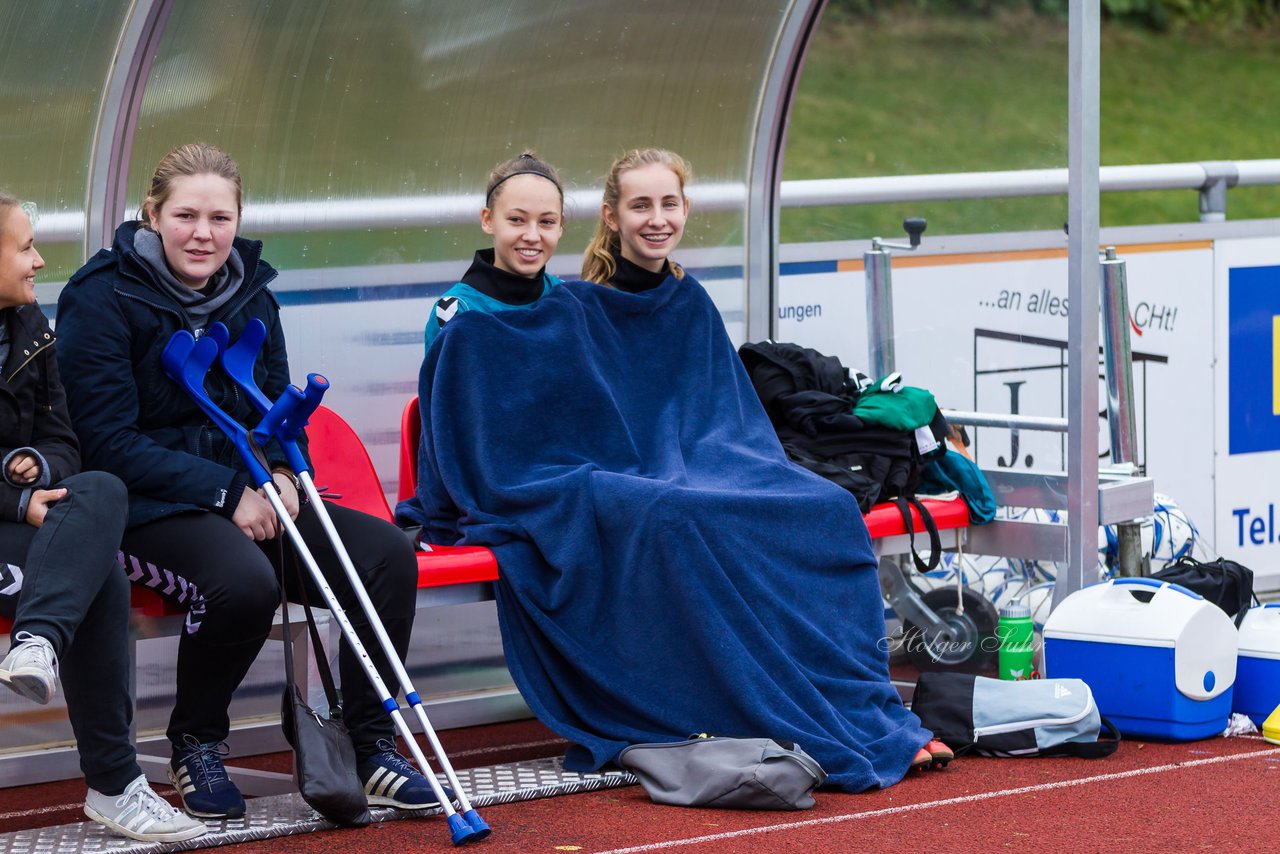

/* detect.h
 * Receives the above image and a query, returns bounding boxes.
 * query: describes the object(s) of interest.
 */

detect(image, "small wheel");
[901,588,999,674]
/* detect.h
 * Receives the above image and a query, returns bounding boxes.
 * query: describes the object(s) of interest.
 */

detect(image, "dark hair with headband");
[485,151,563,208]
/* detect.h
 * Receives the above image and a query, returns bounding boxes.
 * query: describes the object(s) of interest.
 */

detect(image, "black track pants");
[0,471,139,794]
[119,500,418,757]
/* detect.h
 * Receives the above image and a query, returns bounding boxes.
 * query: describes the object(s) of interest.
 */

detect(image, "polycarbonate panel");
[781,10,1070,243]
[0,1,131,282]
[126,0,793,482]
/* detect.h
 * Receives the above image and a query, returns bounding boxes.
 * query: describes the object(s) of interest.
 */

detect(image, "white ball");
[1148,492,1198,567]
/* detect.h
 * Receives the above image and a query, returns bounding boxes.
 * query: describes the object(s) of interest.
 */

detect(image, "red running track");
[2,718,1276,852]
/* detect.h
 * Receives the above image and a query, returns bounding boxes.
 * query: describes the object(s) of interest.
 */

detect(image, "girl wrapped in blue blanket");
[422,152,564,350]
[406,146,952,789]
[581,148,951,775]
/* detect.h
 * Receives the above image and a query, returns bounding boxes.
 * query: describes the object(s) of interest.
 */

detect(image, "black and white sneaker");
[357,739,452,810]
[167,737,246,819]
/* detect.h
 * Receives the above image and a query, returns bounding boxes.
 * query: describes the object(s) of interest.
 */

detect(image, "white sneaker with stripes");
[84,774,207,843]
[0,631,58,705]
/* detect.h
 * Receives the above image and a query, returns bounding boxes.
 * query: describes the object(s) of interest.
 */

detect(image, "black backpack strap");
[1040,714,1122,759]
[895,495,942,572]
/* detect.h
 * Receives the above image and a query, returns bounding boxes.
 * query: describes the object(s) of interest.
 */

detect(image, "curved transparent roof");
[0,1,131,280]
[126,0,785,272]
[8,0,817,476]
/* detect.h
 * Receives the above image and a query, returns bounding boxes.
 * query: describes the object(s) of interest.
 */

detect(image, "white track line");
[445,738,568,759]
[597,746,1280,853]
[0,803,83,821]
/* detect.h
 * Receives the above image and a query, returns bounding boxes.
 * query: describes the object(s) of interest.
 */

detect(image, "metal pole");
[864,247,895,378]
[1101,248,1139,464]
[1100,247,1147,577]
[85,0,172,253]
[944,410,1068,433]
[1198,161,1239,223]
[1056,0,1101,609]
[747,0,828,345]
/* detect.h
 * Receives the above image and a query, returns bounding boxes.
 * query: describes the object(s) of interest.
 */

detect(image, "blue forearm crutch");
[161,330,488,846]
[208,320,490,839]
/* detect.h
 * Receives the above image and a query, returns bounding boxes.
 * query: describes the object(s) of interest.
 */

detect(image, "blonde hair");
[486,151,563,209]
[0,192,19,239]
[581,148,690,285]
[140,142,243,226]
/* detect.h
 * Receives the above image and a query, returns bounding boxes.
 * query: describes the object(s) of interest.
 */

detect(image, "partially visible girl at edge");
[581,147,953,773]
[0,194,204,843]
[421,151,564,350]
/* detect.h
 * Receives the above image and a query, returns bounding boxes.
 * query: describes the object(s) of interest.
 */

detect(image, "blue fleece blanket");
[405,274,929,791]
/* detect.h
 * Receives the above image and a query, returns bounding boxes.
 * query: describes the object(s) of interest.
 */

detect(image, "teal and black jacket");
[422,249,560,351]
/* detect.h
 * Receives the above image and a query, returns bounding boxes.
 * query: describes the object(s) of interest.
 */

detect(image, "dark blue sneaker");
[357,739,451,810]
[167,737,246,819]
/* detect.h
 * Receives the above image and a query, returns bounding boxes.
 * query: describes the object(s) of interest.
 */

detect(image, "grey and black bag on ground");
[618,735,827,810]
[912,671,1120,758]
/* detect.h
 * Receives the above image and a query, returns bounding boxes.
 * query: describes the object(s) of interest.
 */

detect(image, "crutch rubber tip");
[462,809,491,839]
[448,813,483,846]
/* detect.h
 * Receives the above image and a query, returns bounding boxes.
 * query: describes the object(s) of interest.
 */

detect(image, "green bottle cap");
[1000,603,1032,619]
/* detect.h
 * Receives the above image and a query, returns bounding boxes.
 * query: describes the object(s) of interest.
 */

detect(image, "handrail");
[33,158,1280,245]
[943,410,1069,433]
[782,162,1234,206]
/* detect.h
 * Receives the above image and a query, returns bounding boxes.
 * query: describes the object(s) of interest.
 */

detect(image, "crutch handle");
[161,331,273,486]
[208,320,324,474]
[251,384,303,447]
[214,319,274,414]
[279,373,329,443]
[261,375,327,475]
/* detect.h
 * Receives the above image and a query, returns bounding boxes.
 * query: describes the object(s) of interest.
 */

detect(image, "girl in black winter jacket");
[56,144,432,820]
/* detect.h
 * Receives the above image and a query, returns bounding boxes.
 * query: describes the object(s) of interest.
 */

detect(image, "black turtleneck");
[610,252,670,294]
[460,248,546,305]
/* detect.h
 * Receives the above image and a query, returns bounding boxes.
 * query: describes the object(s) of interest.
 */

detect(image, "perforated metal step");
[0,757,636,853]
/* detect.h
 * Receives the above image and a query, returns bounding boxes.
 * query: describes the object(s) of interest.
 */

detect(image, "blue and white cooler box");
[1234,603,1280,727]
[1042,578,1237,741]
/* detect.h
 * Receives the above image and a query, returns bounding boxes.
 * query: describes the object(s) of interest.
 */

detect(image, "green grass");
[781,10,1280,241]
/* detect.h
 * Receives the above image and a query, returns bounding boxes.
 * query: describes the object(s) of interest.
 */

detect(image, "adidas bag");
[912,672,1120,758]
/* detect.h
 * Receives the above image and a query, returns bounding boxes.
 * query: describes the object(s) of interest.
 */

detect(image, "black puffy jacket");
[56,221,307,529]
[0,304,80,522]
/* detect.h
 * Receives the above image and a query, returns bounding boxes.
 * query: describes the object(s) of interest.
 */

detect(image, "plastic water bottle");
[998,603,1035,681]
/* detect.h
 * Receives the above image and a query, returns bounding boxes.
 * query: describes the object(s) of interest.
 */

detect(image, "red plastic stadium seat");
[309,404,497,588]
[1,573,183,635]
[307,404,397,520]
[864,496,971,538]
[398,396,421,504]
[129,586,183,618]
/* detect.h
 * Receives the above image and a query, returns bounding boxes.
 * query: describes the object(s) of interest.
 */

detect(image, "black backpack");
[1151,556,1258,627]
[738,342,947,570]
